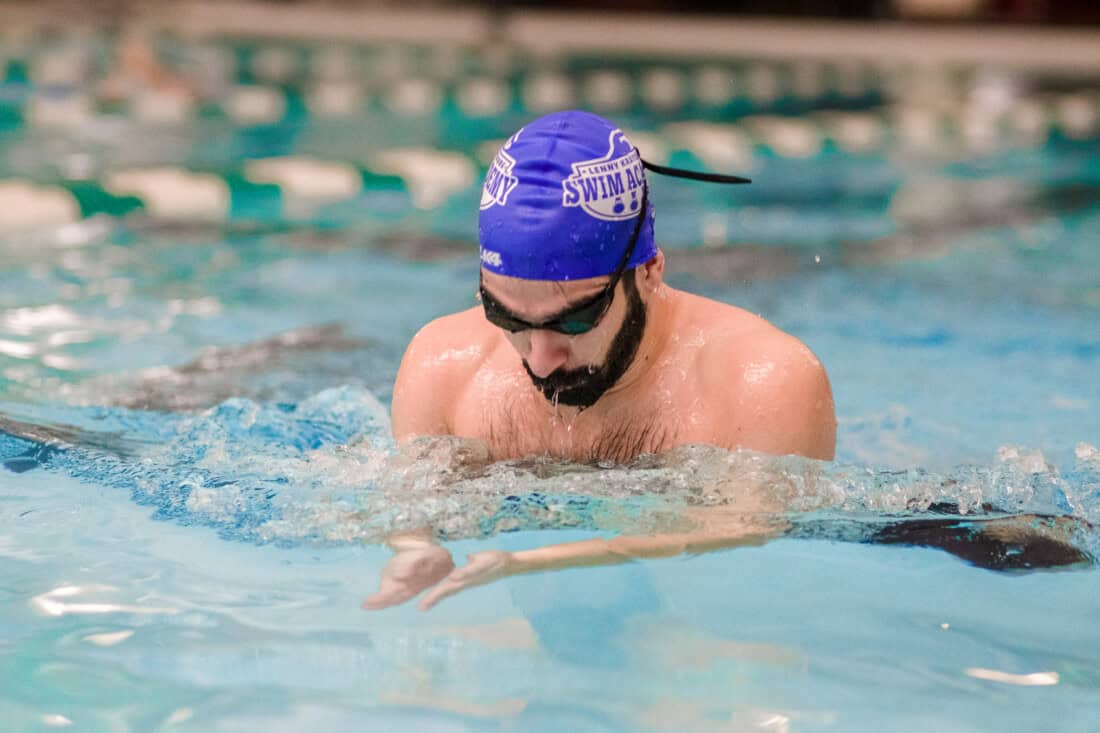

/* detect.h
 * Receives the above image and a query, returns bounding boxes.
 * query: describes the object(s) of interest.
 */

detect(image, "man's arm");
[369,465,793,612]
[362,528,455,609]
[392,312,483,441]
[719,333,837,461]
[369,311,493,611]
[417,507,783,611]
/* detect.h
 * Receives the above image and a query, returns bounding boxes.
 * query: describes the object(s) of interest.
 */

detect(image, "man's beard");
[523,277,647,410]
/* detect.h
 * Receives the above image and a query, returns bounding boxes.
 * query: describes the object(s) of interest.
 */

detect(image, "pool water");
[2,38,1100,732]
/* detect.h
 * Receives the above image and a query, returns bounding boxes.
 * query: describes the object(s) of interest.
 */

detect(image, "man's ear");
[638,249,665,292]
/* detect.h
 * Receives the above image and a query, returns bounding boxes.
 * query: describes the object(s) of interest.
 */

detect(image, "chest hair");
[482,397,675,464]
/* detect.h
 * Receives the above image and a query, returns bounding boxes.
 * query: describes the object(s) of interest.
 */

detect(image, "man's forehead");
[480,269,608,301]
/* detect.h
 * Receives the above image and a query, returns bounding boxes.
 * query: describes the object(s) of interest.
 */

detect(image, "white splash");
[996,445,1050,474]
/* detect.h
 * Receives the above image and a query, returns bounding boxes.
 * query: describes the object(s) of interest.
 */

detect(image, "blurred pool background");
[1,1,1099,731]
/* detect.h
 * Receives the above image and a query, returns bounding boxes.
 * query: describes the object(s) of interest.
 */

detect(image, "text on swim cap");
[480,148,519,210]
[561,130,644,222]
[480,128,523,211]
[480,248,503,267]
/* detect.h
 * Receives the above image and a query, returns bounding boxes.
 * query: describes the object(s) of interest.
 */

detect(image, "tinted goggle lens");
[480,287,609,335]
[555,299,608,335]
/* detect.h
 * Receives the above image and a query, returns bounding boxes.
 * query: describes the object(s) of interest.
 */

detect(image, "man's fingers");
[365,551,511,612]
[417,565,483,611]
[417,579,463,611]
[362,583,419,610]
[448,555,492,582]
[390,557,454,586]
[417,554,510,611]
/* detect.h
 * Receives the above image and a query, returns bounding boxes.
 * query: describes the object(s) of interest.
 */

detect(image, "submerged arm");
[418,509,783,611]
[362,435,494,611]
[362,529,455,610]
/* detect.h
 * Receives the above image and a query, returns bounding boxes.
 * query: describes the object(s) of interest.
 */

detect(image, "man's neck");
[540,284,679,420]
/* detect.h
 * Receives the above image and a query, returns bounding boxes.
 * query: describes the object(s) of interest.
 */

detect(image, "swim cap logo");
[561,130,645,222]
[480,128,523,211]
[480,248,502,267]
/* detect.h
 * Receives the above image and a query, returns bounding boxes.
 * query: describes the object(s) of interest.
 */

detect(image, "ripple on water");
[2,390,1096,563]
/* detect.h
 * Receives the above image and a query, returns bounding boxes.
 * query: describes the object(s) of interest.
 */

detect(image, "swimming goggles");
[480,184,649,336]
[479,152,751,336]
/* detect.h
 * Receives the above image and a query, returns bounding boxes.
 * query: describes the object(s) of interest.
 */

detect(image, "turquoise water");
[2,40,1100,732]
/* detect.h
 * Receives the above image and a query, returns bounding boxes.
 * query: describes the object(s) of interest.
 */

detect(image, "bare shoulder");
[392,307,498,442]
[677,291,836,460]
[404,307,497,367]
[674,290,797,356]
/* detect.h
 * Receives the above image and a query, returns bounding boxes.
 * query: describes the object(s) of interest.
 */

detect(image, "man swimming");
[365,110,837,610]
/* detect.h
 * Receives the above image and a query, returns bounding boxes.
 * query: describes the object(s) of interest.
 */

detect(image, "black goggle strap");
[639,155,752,185]
[484,159,721,333]
[611,182,649,276]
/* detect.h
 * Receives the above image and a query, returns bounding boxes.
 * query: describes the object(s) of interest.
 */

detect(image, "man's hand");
[418,550,517,611]
[362,534,455,610]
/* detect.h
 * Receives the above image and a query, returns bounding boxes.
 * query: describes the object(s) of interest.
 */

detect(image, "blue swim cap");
[478,110,657,282]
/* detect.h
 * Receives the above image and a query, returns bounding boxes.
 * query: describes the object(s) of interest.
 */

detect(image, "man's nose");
[524,330,570,378]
